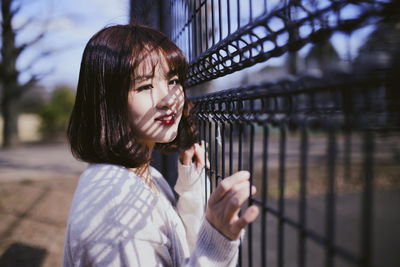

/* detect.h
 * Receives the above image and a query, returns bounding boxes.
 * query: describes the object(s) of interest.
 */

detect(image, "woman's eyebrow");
[133,74,154,83]
[165,69,178,79]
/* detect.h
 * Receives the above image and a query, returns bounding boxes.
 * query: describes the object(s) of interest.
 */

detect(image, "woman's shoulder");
[73,163,158,208]
[67,163,162,240]
[77,163,149,190]
[81,163,132,180]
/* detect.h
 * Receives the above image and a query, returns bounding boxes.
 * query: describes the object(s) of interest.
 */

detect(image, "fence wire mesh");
[171,0,390,86]
[166,0,399,266]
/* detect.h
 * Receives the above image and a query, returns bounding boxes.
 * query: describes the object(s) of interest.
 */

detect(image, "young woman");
[64,24,259,266]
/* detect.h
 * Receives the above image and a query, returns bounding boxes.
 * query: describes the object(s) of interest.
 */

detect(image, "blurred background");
[0,0,130,146]
[0,0,129,266]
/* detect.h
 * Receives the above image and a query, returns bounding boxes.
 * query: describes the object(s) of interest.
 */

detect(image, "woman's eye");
[136,84,153,91]
[169,79,180,86]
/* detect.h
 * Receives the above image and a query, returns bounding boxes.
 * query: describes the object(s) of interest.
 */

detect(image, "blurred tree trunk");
[1,0,20,147]
[1,0,42,148]
[1,87,20,147]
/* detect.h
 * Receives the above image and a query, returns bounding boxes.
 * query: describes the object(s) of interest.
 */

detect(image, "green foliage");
[38,87,75,139]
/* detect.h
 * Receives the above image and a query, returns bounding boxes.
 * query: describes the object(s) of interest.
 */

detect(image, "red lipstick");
[159,117,175,126]
[155,113,176,126]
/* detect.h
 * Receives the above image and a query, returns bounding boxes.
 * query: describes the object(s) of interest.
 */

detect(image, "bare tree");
[0,0,49,148]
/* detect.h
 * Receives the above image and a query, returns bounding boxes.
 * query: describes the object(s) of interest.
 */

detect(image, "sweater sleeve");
[173,161,240,267]
[174,161,210,251]
[183,219,240,267]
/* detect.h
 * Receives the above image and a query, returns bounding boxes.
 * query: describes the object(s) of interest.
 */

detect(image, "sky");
[12,0,130,90]
[10,0,377,91]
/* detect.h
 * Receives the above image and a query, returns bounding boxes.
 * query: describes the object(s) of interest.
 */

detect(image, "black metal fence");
[191,71,400,267]
[135,0,400,266]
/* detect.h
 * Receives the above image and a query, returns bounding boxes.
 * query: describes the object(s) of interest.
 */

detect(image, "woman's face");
[128,55,185,147]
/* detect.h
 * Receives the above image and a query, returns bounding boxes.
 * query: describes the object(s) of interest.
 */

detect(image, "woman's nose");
[156,83,175,109]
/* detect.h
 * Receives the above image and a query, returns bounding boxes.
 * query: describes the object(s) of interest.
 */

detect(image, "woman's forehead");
[134,52,171,78]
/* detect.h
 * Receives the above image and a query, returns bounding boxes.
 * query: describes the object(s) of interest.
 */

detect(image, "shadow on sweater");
[65,164,174,265]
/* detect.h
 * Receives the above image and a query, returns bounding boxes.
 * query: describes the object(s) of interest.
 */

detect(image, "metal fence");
[159,0,399,266]
[191,71,400,267]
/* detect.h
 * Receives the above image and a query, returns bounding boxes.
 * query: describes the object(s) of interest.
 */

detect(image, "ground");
[0,142,86,267]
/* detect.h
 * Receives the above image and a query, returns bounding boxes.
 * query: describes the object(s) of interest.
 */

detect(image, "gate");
[132,1,400,266]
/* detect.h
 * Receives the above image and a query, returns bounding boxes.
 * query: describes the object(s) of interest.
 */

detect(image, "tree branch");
[15,17,34,33]
[9,4,21,18]
[12,75,38,98]
[17,67,54,96]
[18,49,54,74]
[15,32,45,56]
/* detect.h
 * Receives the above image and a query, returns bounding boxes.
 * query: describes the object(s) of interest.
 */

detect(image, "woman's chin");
[155,131,178,144]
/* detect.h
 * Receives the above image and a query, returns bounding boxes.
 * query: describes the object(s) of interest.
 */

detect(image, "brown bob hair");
[67,24,197,168]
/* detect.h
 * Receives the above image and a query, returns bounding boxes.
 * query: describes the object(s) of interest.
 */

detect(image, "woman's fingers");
[224,184,256,222]
[223,182,250,219]
[234,207,259,234]
[206,170,259,240]
[180,141,208,172]
[193,143,205,172]
[208,171,250,204]
[180,144,195,165]
[206,171,259,240]
[233,205,260,232]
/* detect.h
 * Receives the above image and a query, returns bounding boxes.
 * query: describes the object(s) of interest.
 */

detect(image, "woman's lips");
[155,113,176,126]
[158,117,175,126]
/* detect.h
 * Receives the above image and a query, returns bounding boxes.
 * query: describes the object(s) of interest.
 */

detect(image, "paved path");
[0,142,86,182]
[0,143,86,267]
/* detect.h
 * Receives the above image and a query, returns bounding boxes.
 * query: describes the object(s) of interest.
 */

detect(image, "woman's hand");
[179,141,208,173]
[206,171,259,241]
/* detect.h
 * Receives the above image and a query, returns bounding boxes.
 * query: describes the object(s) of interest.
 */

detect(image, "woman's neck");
[130,143,158,192]
[131,164,159,193]
[132,164,150,179]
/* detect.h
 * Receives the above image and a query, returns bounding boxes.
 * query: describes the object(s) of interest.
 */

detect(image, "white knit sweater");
[63,162,240,266]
